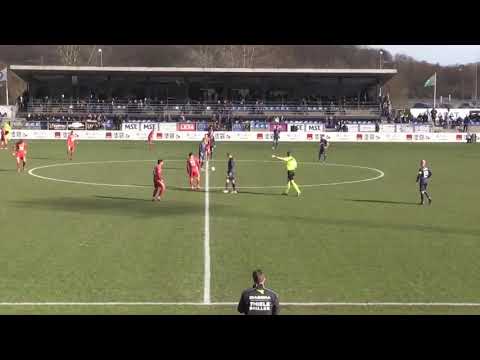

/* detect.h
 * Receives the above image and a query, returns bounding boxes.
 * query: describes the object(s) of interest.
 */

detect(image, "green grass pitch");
[1,139,480,314]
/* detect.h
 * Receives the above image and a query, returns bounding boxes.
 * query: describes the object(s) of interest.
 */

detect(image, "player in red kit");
[147,129,154,151]
[187,152,201,190]
[13,139,28,172]
[152,159,166,201]
[67,131,77,160]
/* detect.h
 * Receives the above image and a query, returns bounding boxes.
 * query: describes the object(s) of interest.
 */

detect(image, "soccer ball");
[211,166,215,171]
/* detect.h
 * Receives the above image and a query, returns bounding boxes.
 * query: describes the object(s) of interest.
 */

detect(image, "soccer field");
[1,140,480,314]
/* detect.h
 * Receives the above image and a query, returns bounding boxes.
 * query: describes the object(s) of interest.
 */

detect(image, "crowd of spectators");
[410,108,480,131]
[436,114,471,131]
[18,92,379,116]
[15,90,391,131]
[25,113,123,130]
[335,120,349,132]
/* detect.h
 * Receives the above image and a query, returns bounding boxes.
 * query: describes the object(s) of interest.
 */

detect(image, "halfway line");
[204,161,211,304]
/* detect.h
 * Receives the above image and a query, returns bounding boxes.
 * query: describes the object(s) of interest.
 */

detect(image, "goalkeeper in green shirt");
[272,151,301,196]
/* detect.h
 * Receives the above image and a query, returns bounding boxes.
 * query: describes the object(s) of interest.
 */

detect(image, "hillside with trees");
[1,45,478,106]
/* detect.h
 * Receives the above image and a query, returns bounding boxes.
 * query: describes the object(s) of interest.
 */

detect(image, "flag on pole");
[424,73,436,87]
[0,68,7,82]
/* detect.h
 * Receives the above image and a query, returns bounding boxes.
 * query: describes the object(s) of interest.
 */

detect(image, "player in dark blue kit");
[272,127,280,150]
[223,153,238,194]
[416,159,432,205]
[207,127,216,160]
[198,138,207,170]
[318,135,328,162]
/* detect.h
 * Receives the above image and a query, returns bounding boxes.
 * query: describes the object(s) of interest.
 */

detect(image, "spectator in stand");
[456,117,462,130]
[463,116,470,132]
[437,113,443,127]
[448,113,454,126]
[430,108,437,126]
[336,120,348,132]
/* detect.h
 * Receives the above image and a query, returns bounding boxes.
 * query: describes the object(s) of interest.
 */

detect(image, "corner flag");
[424,73,437,109]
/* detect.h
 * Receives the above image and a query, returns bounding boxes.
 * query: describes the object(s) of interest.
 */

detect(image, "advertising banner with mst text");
[9,130,475,143]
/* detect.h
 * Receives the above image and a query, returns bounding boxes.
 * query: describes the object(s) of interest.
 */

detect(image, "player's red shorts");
[16,151,26,161]
[67,144,75,152]
[154,178,165,187]
[191,170,200,178]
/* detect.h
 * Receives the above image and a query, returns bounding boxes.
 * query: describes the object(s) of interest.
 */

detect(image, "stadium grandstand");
[9,65,397,130]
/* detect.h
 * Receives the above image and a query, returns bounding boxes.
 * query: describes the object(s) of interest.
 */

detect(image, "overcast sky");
[368,45,480,66]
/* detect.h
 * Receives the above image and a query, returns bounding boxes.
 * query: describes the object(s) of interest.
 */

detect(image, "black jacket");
[237,285,280,315]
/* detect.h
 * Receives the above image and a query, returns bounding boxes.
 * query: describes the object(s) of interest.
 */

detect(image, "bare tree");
[86,45,97,65]
[186,45,220,68]
[10,44,476,105]
[219,45,270,68]
[57,45,82,66]
[183,45,280,68]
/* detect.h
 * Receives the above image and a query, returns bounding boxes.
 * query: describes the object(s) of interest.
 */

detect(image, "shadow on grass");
[224,207,480,238]
[29,156,58,160]
[169,186,206,193]
[10,195,217,218]
[161,166,185,170]
[344,199,418,206]
[95,195,152,202]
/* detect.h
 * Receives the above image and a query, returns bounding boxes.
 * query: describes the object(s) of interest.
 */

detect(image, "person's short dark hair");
[188,152,193,157]
[157,159,163,164]
[286,151,291,156]
[252,269,265,285]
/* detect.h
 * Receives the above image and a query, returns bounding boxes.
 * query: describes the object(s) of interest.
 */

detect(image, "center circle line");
[28,159,385,189]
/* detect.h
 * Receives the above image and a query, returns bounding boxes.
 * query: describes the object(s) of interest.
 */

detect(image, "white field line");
[28,160,385,189]
[203,161,211,304]
[1,302,480,307]
[27,160,180,189]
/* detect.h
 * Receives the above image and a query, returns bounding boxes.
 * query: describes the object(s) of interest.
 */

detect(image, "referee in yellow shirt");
[1,121,12,149]
[272,151,301,196]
